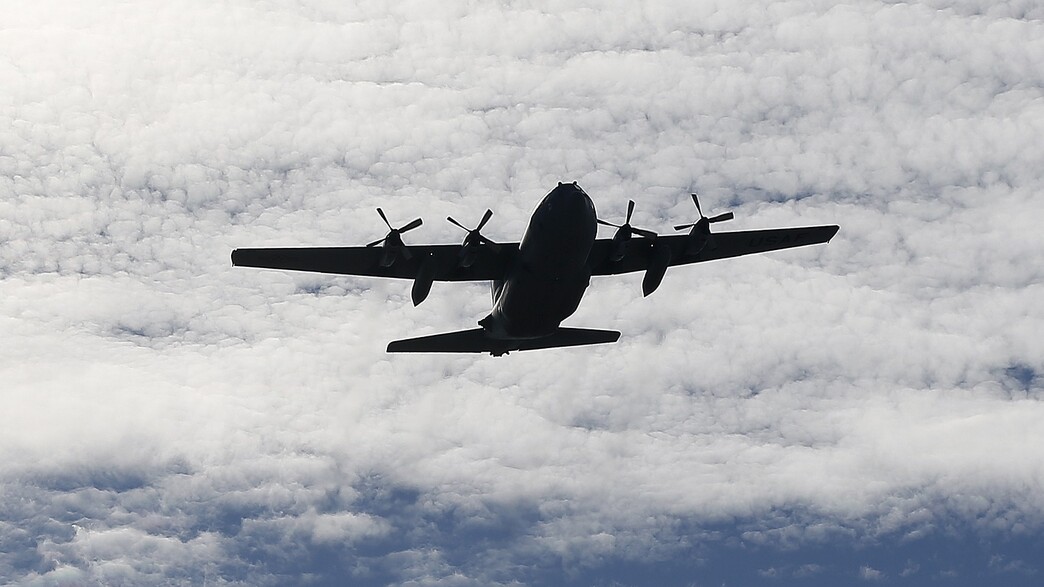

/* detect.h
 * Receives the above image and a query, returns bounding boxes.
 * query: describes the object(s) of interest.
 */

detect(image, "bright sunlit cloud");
[2,1,1043,585]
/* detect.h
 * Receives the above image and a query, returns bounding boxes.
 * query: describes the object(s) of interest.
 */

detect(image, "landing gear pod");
[411,255,436,306]
[642,242,672,296]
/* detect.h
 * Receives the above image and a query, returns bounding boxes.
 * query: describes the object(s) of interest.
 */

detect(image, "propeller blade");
[625,200,635,224]
[477,209,493,231]
[447,216,469,232]
[674,223,695,231]
[633,227,658,239]
[400,218,423,233]
[708,212,734,223]
[366,237,385,247]
[376,207,393,230]
[691,193,703,217]
[597,219,622,228]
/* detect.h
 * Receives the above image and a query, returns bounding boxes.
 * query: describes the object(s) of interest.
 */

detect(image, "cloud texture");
[2,0,1043,584]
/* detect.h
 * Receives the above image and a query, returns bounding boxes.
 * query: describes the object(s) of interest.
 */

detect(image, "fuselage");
[480,182,597,339]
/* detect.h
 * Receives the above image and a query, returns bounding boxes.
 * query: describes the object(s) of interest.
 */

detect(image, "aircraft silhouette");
[232,182,838,355]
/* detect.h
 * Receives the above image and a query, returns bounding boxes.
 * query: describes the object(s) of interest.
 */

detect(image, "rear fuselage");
[481,183,597,338]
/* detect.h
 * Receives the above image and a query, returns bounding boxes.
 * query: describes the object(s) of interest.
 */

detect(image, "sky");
[2,0,1043,585]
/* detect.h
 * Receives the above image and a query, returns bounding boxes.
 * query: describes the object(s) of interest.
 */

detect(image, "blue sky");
[2,0,1043,585]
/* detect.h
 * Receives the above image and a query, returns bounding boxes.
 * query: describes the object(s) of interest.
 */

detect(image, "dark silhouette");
[232,183,838,355]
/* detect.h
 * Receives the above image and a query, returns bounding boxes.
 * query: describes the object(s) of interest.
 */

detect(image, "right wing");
[231,243,517,282]
[589,225,840,276]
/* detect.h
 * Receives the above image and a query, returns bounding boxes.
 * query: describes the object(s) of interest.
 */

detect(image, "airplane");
[231,182,838,355]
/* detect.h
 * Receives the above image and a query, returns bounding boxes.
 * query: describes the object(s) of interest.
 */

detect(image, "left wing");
[231,243,516,282]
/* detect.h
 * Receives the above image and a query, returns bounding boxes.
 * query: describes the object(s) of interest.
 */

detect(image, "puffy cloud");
[2,0,1043,585]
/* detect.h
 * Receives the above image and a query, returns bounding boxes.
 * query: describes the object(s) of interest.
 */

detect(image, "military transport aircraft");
[232,182,838,355]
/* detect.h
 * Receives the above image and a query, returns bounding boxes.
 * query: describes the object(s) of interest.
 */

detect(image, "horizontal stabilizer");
[387,327,620,356]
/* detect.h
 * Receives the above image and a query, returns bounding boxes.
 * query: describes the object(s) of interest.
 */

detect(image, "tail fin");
[387,327,620,356]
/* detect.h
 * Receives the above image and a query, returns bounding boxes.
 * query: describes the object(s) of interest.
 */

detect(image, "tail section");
[387,327,620,356]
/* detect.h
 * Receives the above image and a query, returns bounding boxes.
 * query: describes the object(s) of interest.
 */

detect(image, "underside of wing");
[231,244,515,282]
[589,225,839,276]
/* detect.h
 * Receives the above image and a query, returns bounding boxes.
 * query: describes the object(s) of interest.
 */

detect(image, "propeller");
[598,200,657,262]
[448,209,497,268]
[366,208,423,264]
[673,193,734,231]
[598,200,658,240]
[448,208,497,247]
[673,193,733,255]
[366,207,423,248]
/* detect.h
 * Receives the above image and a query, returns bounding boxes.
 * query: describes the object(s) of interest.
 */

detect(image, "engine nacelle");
[608,230,629,262]
[459,242,479,268]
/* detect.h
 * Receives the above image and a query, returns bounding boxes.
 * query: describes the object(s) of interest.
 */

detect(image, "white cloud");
[2,0,1043,585]
[860,564,884,581]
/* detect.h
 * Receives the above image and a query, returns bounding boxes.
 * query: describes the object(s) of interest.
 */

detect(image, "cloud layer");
[2,0,1043,585]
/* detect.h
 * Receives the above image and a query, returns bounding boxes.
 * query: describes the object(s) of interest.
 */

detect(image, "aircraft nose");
[554,181,588,199]
[547,182,596,226]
